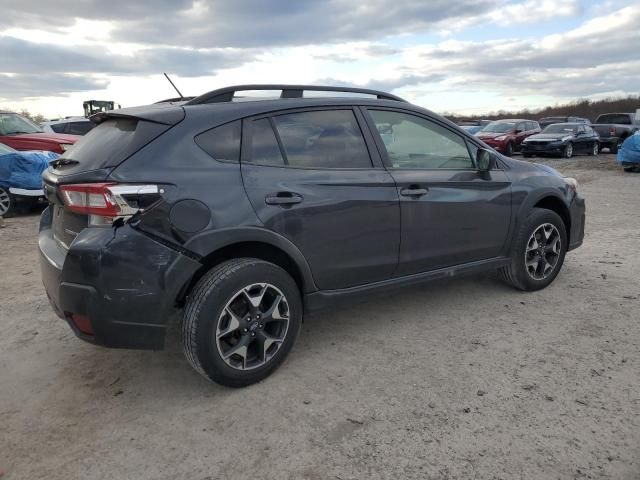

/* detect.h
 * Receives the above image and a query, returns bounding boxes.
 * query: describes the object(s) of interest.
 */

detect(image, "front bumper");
[479,138,507,152]
[522,142,564,155]
[38,206,201,350]
[568,193,586,251]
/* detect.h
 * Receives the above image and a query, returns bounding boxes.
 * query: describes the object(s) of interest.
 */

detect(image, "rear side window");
[272,110,372,168]
[250,119,284,165]
[195,120,241,162]
[68,122,94,135]
[50,123,67,133]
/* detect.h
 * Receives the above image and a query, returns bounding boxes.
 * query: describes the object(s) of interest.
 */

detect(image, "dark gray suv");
[39,85,585,387]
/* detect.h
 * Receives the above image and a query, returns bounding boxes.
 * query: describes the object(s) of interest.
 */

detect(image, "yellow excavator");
[82,100,121,118]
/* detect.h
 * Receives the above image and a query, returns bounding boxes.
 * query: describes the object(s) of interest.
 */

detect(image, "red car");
[475,119,541,156]
[0,111,79,154]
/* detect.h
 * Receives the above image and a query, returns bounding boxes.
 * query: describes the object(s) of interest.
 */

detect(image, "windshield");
[481,122,515,133]
[543,124,578,134]
[0,142,16,154]
[596,114,631,125]
[0,113,44,135]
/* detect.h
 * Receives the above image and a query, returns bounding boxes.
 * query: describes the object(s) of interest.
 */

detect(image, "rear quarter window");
[195,120,241,162]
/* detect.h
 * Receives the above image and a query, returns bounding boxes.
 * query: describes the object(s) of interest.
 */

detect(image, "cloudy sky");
[1,0,638,118]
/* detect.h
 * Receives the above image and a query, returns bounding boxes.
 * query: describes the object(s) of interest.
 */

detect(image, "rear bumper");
[39,206,201,349]
[598,136,621,146]
[568,193,586,251]
[9,187,45,197]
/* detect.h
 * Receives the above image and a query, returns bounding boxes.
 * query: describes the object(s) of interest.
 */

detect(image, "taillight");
[59,183,160,225]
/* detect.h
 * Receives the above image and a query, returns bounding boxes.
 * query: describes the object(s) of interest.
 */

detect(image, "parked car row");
[458,111,638,158]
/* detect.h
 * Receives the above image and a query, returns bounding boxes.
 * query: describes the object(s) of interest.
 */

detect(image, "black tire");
[0,187,15,217]
[623,166,640,173]
[563,142,574,158]
[498,208,568,291]
[504,142,514,157]
[522,153,533,158]
[182,258,302,387]
[589,141,599,156]
[610,139,622,154]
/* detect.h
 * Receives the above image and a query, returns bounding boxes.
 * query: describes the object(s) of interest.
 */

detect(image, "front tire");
[182,258,302,387]
[498,208,567,291]
[563,142,574,158]
[589,141,599,156]
[504,142,514,157]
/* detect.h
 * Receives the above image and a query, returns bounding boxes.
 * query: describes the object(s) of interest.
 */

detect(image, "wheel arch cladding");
[176,241,312,307]
[533,195,571,239]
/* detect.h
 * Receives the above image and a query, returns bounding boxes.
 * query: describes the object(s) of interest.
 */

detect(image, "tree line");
[446,95,640,123]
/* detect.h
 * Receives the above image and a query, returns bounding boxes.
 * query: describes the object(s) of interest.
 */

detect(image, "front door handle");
[265,192,303,205]
[400,187,428,197]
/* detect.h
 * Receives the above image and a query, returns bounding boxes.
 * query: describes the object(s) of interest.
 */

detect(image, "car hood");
[476,131,510,138]
[2,132,80,144]
[527,133,573,141]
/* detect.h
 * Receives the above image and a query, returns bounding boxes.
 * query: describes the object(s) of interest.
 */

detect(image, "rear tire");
[610,139,622,154]
[0,187,15,217]
[182,258,302,387]
[498,208,567,291]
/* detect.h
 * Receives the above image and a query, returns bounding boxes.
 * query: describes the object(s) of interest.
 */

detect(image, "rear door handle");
[400,187,428,197]
[265,192,303,205]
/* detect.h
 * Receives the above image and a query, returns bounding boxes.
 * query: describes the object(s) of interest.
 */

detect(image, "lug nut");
[251,332,255,337]
[243,328,248,333]
[259,323,263,328]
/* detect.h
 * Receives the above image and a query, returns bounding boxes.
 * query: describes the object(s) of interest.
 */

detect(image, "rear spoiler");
[91,103,185,126]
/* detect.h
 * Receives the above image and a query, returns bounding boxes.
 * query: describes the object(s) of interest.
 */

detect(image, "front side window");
[272,110,372,168]
[369,110,473,169]
[68,122,94,135]
[195,120,241,162]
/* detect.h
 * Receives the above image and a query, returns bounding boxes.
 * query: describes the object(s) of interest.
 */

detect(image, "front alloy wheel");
[563,142,573,158]
[525,223,561,280]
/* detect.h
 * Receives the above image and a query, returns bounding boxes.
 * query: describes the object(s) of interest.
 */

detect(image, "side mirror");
[476,148,495,173]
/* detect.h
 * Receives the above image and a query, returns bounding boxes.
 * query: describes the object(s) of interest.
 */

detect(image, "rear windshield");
[595,114,632,125]
[54,118,170,172]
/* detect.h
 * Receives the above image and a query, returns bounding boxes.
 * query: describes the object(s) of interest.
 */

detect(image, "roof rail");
[185,84,407,105]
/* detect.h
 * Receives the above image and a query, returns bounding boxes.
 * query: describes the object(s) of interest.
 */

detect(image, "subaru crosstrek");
[39,85,586,387]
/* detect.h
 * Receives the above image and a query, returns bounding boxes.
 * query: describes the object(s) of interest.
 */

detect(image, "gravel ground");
[1,153,638,480]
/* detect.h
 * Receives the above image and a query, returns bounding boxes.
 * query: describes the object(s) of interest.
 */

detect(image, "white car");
[41,117,94,136]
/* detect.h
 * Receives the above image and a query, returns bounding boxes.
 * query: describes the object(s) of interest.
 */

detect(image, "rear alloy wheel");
[563,142,574,158]
[182,258,302,387]
[498,208,567,291]
[0,187,14,217]
[589,142,599,156]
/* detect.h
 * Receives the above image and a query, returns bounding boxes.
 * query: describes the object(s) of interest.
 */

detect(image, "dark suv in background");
[39,85,585,387]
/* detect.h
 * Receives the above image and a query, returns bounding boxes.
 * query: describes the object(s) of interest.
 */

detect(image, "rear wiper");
[50,158,80,168]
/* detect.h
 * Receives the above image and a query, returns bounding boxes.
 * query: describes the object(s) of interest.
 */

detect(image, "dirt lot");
[1,153,639,479]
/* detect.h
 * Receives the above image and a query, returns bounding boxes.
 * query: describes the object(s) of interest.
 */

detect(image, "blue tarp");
[616,133,640,166]
[0,150,58,190]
